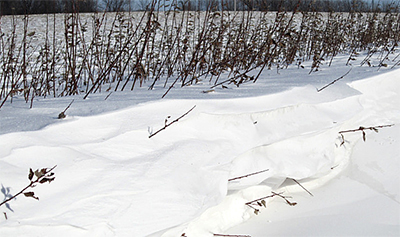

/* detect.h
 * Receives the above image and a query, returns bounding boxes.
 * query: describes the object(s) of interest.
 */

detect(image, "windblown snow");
[0,67,399,236]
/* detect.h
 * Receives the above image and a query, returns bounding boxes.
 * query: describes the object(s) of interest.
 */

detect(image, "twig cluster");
[246,191,297,215]
[0,1,399,109]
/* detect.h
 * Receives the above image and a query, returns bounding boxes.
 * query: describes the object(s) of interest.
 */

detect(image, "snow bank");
[1,68,399,236]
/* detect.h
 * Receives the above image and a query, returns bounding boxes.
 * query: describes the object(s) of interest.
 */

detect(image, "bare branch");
[245,191,297,215]
[58,99,74,119]
[149,105,196,138]
[0,165,57,208]
[214,234,251,237]
[228,169,269,182]
[291,178,313,196]
[317,67,352,92]
[339,124,394,145]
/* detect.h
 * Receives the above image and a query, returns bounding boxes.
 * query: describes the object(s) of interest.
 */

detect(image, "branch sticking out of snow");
[291,178,313,197]
[0,165,57,219]
[245,191,297,215]
[58,99,74,119]
[228,169,269,182]
[213,234,251,237]
[339,124,394,146]
[149,105,196,138]
[317,67,352,92]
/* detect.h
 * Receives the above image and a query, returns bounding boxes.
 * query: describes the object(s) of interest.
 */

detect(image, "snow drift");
[0,68,399,236]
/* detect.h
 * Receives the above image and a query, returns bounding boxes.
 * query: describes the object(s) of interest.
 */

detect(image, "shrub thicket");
[0,0,399,108]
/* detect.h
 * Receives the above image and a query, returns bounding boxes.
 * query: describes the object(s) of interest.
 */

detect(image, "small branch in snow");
[339,124,394,146]
[58,99,74,119]
[0,166,57,219]
[228,169,269,182]
[214,234,251,237]
[149,105,196,138]
[245,191,297,215]
[291,179,313,197]
[317,67,352,92]
[104,92,112,101]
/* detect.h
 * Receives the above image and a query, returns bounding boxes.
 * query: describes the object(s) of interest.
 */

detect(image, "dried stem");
[228,169,269,182]
[149,105,196,138]
[317,67,352,92]
[0,165,57,208]
[339,124,394,145]
[291,178,313,196]
[245,191,297,215]
[213,234,251,237]
[58,99,74,119]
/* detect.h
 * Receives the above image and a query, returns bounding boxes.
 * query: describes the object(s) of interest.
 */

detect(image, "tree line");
[182,0,398,12]
[0,0,131,15]
[0,0,398,15]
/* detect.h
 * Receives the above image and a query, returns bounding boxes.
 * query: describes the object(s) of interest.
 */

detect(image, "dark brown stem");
[291,179,313,196]
[214,234,251,237]
[246,191,297,212]
[317,67,352,92]
[0,165,56,207]
[339,124,394,146]
[62,99,74,114]
[228,169,269,182]
[339,124,394,134]
[149,105,196,138]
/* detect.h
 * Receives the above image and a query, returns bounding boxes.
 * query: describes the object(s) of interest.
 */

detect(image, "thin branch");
[339,124,394,145]
[317,67,352,92]
[228,169,269,182]
[0,165,57,207]
[104,92,112,101]
[291,179,313,196]
[58,99,74,119]
[245,191,297,215]
[149,105,196,138]
[214,234,251,237]
[339,124,394,134]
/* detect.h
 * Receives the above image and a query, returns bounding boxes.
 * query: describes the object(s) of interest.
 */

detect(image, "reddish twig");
[149,105,196,138]
[228,169,269,182]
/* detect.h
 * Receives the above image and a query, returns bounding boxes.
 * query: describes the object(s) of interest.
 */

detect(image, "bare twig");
[291,179,313,196]
[245,191,297,215]
[104,92,112,101]
[58,99,74,119]
[214,234,251,237]
[0,165,57,208]
[228,169,269,182]
[149,105,196,138]
[339,124,394,145]
[317,67,352,92]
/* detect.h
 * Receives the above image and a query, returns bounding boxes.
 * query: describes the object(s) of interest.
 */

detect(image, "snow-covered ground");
[0,57,399,236]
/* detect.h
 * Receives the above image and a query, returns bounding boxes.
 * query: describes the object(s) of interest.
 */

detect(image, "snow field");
[0,67,399,236]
